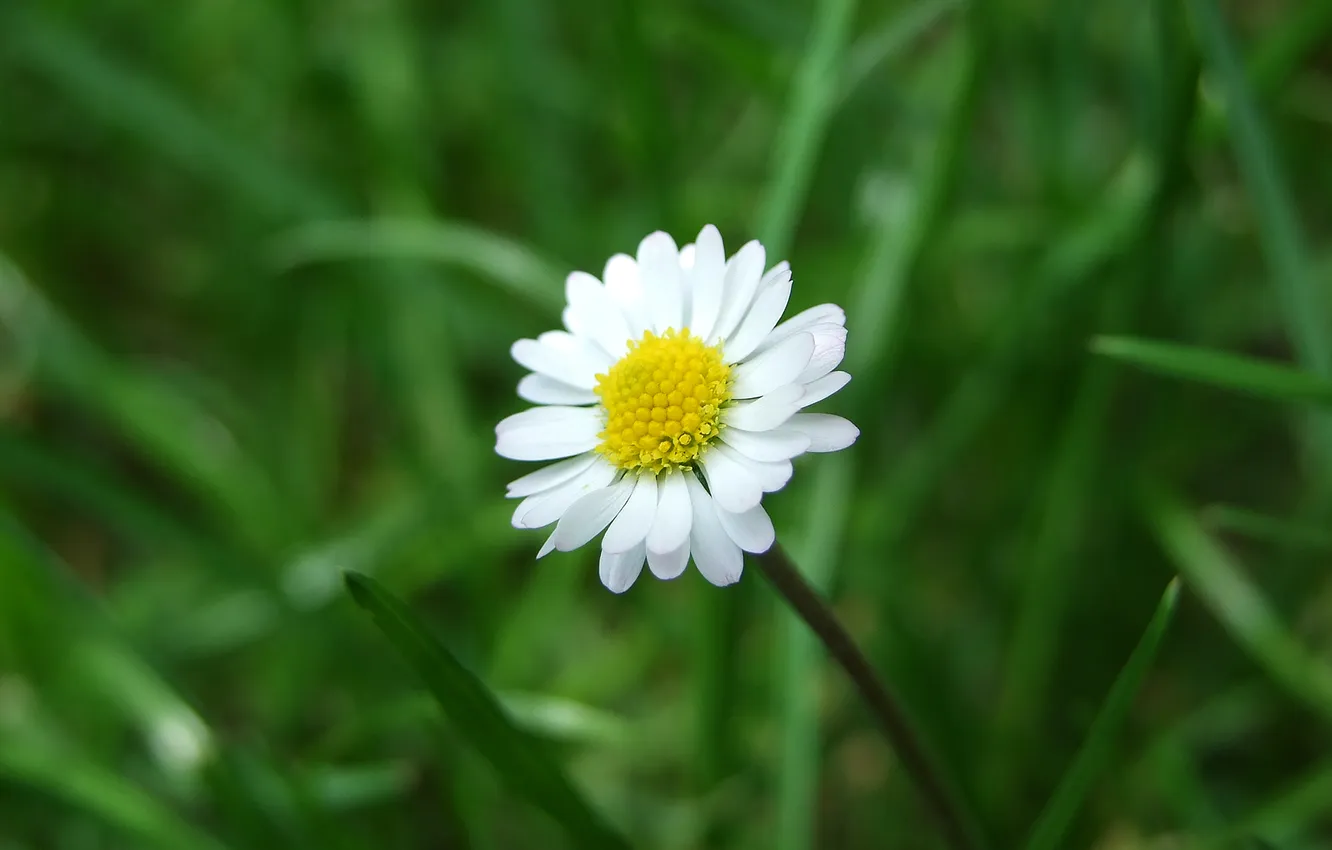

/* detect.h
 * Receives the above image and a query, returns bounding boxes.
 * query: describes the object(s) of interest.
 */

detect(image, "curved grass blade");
[342,572,631,850]
[0,730,232,850]
[1202,504,1332,551]
[1144,485,1332,724]
[1022,578,1180,850]
[1091,336,1332,407]
[266,219,566,314]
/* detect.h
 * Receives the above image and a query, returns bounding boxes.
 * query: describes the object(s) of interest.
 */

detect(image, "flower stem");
[755,545,987,850]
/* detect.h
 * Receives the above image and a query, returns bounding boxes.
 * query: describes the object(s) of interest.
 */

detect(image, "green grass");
[4,0,1332,848]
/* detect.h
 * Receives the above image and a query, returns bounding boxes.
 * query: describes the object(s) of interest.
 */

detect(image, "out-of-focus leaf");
[343,572,632,850]
[1023,579,1180,850]
[1202,504,1332,550]
[266,219,565,314]
[1092,336,1332,407]
[0,729,232,850]
[1145,485,1332,724]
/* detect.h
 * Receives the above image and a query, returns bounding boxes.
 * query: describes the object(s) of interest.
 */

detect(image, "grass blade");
[1201,504,1332,550]
[1022,578,1181,850]
[1091,336,1332,407]
[0,733,232,850]
[267,219,566,316]
[342,572,631,850]
[1143,485,1332,724]
[1185,0,1332,378]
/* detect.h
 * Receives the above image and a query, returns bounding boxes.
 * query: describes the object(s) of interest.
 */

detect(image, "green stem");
[756,545,987,850]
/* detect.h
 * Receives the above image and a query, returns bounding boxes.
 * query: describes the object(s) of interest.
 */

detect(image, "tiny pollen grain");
[594,328,731,473]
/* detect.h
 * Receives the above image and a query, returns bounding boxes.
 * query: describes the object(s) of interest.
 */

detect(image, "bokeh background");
[3,0,1332,847]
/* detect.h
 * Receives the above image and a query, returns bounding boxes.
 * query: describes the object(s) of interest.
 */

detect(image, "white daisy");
[495,225,859,593]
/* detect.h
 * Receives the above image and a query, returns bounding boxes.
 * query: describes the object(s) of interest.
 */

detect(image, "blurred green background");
[4,0,1332,847]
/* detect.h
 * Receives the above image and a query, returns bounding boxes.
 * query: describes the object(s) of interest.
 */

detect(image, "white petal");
[798,371,851,408]
[562,304,588,338]
[566,271,633,359]
[638,232,683,333]
[647,539,690,580]
[506,454,597,498]
[539,329,615,365]
[699,447,763,513]
[511,333,606,389]
[495,407,601,461]
[604,253,651,336]
[715,502,775,554]
[721,426,811,462]
[646,469,692,554]
[756,303,846,354]
[517,373,599,406]
[495,405,599,434]
[687,225,727,341]
[730,333,815,399]
[761,261,790,286]
[718,443,792,493]
[795,324,848,383]
[685,475,743,586]
[602,471,658,554]
[710,240,766,343]
[543,477,634,556]
[600,541,646,593]
[786,413,860,452]
[723,384,805,431]
[723,272,792,364]
[679,243,696,270]
[511,459,618,529]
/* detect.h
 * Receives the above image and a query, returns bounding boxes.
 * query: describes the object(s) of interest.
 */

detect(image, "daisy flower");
[495,225,859,592]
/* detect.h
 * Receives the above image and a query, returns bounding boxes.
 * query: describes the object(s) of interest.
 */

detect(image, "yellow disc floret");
[594,328,731,473]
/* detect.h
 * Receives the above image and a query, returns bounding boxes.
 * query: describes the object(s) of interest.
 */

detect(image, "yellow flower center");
[594,329,731,473]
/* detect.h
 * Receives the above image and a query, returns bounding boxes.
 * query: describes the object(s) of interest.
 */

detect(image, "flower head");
[495,225,859,592]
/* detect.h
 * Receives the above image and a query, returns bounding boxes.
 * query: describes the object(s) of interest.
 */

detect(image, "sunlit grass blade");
[1143,485,1332,724]
[1022,578,1181,850]
[1091,336,1332,407]
[267,219,566,314]
[343,572,632,850]
[1201,503,1332,550]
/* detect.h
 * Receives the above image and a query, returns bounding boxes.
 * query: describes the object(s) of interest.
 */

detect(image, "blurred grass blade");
[754,0,860,257]
[0,254,286,551]
[267,219,566,314]
[343,572,631,850]
[8,10,332,219]
[1091,336,1332,407]
[1221,759,1332,846]
[1022,578,1181,850]
[1201,504,1332,550]
[1185,0,1332,378]
[0,731,232,850]
[1144,485,1332,724]
[839,0,962,106]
